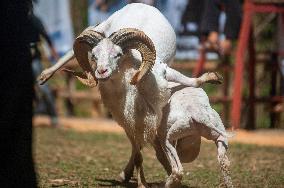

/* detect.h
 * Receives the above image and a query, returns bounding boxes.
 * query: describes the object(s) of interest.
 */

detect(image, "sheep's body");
[39,3,233,187]
[94,3,176,68]
[94,5,233,187]
[98,55,233,187]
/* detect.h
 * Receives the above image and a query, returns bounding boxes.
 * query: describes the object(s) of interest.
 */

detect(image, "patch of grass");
[35,127,284,187]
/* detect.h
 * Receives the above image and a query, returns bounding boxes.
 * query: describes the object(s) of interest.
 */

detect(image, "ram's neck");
[98,54,140,126]
[98,54,170,144]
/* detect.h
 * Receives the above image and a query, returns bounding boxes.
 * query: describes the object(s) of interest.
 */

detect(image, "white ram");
[39,3,233,188]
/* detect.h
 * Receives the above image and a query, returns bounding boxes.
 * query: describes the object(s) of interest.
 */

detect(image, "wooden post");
[70,0,88,35]
[246,29,256,130]
[231,1,253,129]
[270,52,278,128]
[221,55,230,127]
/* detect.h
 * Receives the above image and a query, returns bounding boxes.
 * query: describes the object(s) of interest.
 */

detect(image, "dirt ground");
[33,115,284,148]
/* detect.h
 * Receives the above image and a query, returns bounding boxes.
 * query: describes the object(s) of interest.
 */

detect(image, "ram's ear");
[62,68,97,87]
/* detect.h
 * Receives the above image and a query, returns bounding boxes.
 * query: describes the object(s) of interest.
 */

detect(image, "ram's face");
[90,39,123,80]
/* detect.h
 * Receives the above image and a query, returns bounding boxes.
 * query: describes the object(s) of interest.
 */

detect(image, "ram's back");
[95,3,176,64]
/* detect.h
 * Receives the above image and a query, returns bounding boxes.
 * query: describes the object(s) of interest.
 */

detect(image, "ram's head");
[67,27,156,87]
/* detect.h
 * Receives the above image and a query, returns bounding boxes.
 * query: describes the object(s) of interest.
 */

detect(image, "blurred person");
[200,0,242,55]
[0,0,37,187]
[30,13,59,127]
[88,0,127,26]
[155,0,168,13]
[128,0,154,5]
[180,0,241,55]
[164,0,188,31]
[180,0,204,35]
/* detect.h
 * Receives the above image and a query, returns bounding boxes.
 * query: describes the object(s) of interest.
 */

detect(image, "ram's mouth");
[95,70,112,81]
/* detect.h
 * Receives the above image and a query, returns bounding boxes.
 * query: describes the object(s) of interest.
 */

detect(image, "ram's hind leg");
[216,135,233,188]
[163,140,183,188]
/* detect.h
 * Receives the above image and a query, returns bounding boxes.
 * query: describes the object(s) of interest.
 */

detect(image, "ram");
[39,3,233,188]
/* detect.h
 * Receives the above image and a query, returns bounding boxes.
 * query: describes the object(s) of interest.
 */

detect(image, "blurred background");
[32,0,284,130]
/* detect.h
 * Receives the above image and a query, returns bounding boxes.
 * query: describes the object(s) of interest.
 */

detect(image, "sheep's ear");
[62,68,97,87]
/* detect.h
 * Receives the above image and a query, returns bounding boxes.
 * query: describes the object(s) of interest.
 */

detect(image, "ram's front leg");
[118,137,147,188]
[165,67,223,87]
[38,50,75,84]
[118,135,137,183]
[118,144,135,183]
[134,149,148,188]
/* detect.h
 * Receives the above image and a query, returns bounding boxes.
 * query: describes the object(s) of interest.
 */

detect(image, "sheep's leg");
[134,150,148,188]
[153,137,172,175]
[162,140,183,188]
[165,67,223,87]
[38,50,75,85]
[118,145,136,182]
[118,134,138,183]
[216,136,233,188]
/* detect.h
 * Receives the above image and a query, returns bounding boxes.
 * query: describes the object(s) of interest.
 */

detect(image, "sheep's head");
[90,38,123,81]
[69,27,156,87]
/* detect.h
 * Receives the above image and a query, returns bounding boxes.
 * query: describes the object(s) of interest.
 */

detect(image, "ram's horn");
[109,28,156,85]
[73,27,105,87]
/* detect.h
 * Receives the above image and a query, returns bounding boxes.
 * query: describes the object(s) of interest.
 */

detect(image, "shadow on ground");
[96,178,192,188]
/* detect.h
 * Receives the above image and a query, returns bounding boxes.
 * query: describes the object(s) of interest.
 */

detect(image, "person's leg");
[180,0,204,33]
[223,0,242,41]
[221,0,242,55]
[33,58,58,126]
[200,0,221,40]
[39,84,58,126]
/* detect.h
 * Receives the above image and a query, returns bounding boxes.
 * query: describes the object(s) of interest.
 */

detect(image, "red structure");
[193,0,284,129]
[231,0,284,129]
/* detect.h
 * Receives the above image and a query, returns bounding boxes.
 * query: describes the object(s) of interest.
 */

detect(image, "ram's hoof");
[204,72,223,85]
[38,70,53,85]
[165,173,182,188]
[117,171,132,183]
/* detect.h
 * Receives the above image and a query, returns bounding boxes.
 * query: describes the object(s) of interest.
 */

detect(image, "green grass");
[35,127,284,188]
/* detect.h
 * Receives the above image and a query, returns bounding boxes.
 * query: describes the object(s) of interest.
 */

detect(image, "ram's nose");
[97,68,108,75]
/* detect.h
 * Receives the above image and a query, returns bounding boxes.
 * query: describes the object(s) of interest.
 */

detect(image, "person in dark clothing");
[181,0,242,55]
[30,14,59,127]
[180,0,204,35]
[0,0,37,187]
[200,0,242,55]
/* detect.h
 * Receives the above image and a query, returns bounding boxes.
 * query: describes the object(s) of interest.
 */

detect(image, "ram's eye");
[91,54,98,60]
[114,53,122,59]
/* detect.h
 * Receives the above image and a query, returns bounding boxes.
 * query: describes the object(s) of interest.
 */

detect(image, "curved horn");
[73,27,105,86]
[109,28,156,85]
